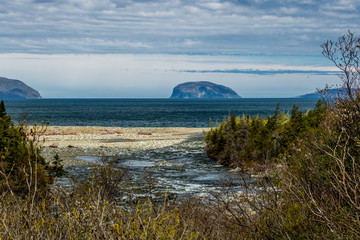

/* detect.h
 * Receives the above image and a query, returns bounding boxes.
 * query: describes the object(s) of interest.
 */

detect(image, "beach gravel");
[41,126,209,166]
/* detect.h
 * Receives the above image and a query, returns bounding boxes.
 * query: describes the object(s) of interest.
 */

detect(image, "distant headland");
[297,88,345,99]
[0,76,41,99]
[170,81,241,99]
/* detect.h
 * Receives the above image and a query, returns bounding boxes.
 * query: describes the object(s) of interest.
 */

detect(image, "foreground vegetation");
[205,30,360,238]
[1,31,360,239]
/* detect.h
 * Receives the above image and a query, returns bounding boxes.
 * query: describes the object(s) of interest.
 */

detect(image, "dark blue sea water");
[3,98,318,127]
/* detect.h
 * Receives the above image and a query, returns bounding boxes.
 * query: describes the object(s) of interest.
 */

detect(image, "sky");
[0,0,359,98]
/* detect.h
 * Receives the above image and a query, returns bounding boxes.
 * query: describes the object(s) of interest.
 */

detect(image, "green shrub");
[0,100,51,196]
[205,101,326,170]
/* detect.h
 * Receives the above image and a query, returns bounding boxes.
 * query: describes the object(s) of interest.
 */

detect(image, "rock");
[170,81,241,99]
[138,131,152,135]
[0,76,41,99]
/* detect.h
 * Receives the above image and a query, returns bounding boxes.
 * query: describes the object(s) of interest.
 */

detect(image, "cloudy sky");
[0,0,358,98]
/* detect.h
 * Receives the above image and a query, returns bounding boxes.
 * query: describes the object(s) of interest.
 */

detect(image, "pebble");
[41,126,208,167]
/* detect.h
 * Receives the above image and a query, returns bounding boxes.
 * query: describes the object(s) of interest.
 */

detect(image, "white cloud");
[182,39,202,46]
[0,0,356,97]
[0,0,357,55]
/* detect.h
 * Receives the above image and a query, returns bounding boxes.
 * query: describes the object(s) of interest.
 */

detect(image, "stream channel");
[58,134,250,201]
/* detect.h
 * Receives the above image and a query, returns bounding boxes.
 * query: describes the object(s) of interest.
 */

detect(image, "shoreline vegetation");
[1,31,360,239]
[205,100,326,172]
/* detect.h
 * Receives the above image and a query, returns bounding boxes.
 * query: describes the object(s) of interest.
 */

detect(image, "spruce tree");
[0,100,6,118]
[0,101,50,195]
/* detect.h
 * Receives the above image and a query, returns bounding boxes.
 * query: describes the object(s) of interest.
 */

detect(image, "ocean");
[3,98,318,127]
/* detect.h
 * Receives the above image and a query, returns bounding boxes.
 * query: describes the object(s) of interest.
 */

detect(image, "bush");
[205,101,327,170]
[0,100,51,196]
[203,31,360,239]
[0,160,202,239]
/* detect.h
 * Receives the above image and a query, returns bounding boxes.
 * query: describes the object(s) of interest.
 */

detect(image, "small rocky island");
[170,81,241,99]
[0,76,41,99]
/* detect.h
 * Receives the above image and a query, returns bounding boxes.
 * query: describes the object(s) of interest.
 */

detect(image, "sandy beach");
[41,126,209,166]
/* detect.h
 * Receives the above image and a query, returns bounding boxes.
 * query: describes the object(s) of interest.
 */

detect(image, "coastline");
[41,126,209,166]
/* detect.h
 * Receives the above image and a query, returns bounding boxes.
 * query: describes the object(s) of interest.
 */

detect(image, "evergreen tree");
[0,101,50,195]
[0,100,6,118]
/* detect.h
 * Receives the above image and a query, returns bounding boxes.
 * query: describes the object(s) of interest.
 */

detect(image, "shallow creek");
[58,135,249,200]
